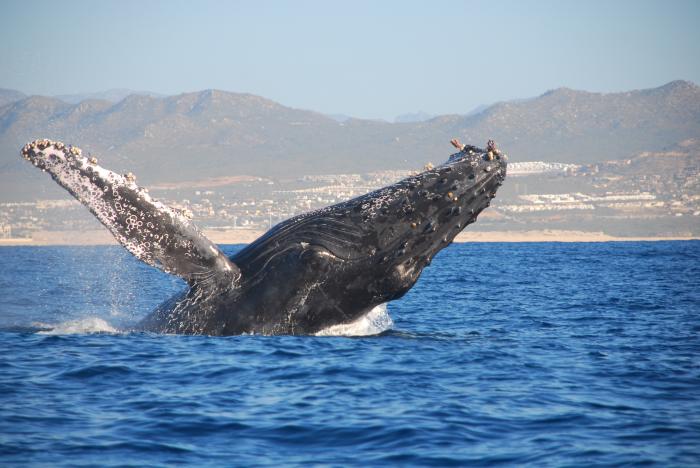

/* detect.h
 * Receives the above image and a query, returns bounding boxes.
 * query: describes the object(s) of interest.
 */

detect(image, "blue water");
[1,242,699,466]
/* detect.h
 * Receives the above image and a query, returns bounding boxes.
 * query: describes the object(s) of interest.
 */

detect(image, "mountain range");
[1,80,698,201]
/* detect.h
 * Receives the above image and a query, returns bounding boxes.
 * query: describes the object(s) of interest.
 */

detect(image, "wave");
[24,305,394,337]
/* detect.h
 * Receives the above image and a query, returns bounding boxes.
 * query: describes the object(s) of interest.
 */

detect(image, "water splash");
[315,303,394,336]
[36,317,119,335]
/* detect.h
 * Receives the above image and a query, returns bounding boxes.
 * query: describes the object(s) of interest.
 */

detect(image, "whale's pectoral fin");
[21,140,240,288]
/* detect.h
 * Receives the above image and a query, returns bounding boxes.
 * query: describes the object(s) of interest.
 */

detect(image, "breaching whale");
[21,139,506,335]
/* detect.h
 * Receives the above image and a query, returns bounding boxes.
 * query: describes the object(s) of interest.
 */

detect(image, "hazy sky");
[2,0,699,119]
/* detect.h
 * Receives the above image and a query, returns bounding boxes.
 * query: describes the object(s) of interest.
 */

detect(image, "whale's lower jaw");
[23,139,506,336]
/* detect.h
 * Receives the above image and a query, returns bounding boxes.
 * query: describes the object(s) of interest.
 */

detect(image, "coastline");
[1,229,697,246]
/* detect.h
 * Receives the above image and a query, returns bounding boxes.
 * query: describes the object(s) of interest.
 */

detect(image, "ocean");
[1,242,699,466]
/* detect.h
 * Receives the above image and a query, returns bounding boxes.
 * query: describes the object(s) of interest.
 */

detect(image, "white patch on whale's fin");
[21,139,240,288]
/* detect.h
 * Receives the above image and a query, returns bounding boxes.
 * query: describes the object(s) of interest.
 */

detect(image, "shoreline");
[0,229,697,246]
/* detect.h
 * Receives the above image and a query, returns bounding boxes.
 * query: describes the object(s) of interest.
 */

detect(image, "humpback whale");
[21,139,506,335]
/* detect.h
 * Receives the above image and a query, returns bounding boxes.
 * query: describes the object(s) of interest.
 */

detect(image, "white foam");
[36,317,119,335]
[315,303,394,337]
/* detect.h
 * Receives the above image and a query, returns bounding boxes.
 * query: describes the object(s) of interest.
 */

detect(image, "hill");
[1,81,698,201]
[446,80,700,165]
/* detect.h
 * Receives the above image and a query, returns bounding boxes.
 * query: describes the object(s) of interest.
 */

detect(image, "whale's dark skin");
[22,139,506,335]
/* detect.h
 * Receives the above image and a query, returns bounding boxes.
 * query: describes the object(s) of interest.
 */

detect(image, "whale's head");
[351,143,507,303]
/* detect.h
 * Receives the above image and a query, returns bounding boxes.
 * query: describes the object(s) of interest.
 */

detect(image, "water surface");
[1,242,699,466]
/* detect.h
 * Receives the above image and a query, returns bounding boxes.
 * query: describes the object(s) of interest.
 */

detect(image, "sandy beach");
[1,229,696,246]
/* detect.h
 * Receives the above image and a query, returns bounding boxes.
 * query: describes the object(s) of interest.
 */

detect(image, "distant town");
[2,158,698,242]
